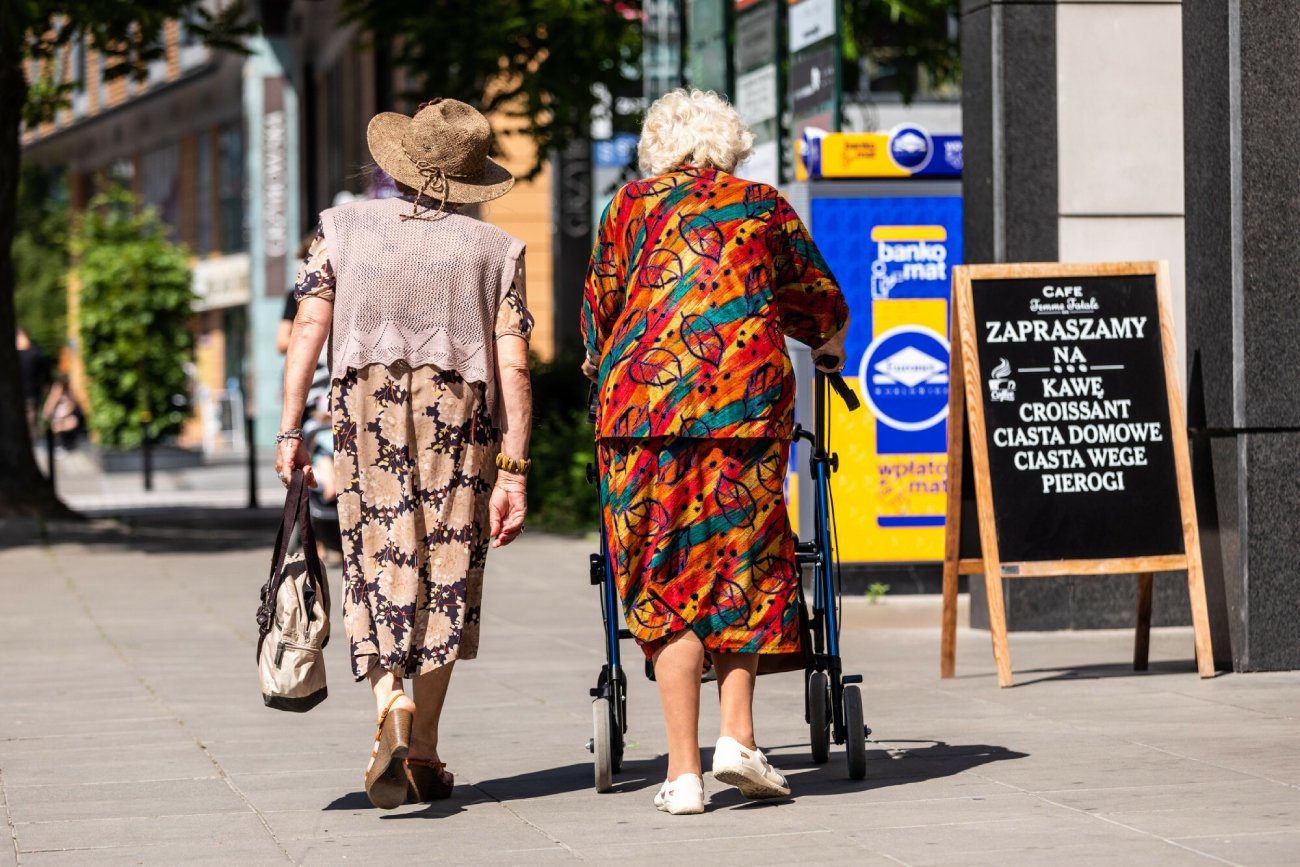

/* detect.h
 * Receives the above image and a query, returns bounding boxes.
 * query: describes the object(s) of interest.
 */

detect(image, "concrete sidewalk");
[1,521,1298,865]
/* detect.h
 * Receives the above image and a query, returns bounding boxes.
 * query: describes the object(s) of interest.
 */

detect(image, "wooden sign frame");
[940,261,1215,687]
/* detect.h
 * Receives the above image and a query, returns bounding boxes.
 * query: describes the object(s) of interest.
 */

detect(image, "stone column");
[962,0,1194,631]
[1183,0,1300,671]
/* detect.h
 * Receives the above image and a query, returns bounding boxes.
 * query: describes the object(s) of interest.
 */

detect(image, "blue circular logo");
[857,325,950,431]
[888,124,934,173]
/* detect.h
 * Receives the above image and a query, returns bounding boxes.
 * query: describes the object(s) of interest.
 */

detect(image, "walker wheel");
[592,698,613,792]
[808,670,831,764]
[844,684,868,780]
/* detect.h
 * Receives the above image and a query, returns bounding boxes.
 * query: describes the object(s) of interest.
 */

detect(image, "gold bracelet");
[495,453,532,475]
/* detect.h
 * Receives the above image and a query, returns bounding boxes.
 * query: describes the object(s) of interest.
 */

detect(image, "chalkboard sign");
[939,262,1214,687]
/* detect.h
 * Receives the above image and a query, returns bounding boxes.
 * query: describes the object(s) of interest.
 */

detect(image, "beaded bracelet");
[495,453,532,475]
[275,428,304,443]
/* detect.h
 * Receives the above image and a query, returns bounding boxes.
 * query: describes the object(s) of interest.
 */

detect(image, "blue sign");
[593,134,639,169]
[859,325,951,432]
[887,125,934,172]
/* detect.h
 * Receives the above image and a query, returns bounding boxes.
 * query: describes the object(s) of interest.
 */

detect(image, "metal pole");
[44,425,56,490]
[141,429,153,491]
[246,416,259,509]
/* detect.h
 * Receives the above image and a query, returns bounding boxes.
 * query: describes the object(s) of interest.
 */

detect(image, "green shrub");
[75,188,195,449]
[13,165,70,358]
[526,347,599,534]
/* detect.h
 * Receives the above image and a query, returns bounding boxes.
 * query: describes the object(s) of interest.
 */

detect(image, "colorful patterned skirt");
[597,437,804,671]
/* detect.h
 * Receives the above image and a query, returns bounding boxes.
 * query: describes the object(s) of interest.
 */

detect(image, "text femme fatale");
[984,316,1148,343]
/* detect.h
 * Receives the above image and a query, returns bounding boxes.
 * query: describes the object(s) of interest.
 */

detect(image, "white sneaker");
[653,773,705,814]
[711,736,790,799]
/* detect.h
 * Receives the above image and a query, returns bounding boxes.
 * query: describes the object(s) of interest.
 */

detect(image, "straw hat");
[366,98,514,206]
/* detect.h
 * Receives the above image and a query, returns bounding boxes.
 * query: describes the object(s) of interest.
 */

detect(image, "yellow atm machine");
[787,126,963,588]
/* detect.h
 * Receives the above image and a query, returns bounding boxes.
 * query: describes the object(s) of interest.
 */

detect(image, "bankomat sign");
[871,225,950,298]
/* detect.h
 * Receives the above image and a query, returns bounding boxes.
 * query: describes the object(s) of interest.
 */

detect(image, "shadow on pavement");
[984,659,1200,687]
[323,790,468,819]
[467,740,1027,804]
[0,508,285,554]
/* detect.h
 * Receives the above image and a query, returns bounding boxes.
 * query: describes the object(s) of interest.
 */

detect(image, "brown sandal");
[364,693,414,809]
[406,758,454,803]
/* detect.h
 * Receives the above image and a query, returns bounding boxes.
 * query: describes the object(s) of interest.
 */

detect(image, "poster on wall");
[809,195,964,562]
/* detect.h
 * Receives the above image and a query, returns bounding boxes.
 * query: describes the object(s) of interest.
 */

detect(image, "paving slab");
[1170,829,1300,866]
[4,778,246,825]
[13,812,270,854]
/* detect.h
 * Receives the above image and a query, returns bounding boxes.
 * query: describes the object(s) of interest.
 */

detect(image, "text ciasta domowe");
[984,284,1162,495]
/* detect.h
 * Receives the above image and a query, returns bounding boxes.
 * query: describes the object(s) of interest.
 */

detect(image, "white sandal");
[712,736,790,799]
[653,773,705,815]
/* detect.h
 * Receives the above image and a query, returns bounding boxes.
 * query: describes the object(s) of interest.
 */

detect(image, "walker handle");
[586,384,599,425]
[824,371,860,412]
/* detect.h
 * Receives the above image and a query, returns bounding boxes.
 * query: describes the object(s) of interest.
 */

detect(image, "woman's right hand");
[490,475,528,547]
[581,354,599,382]
[276,437,316,489]
[814,321,850,372]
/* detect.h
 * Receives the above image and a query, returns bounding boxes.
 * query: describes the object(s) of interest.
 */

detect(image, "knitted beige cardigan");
[320,197,525,410]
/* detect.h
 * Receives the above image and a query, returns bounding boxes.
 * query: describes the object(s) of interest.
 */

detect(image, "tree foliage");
[341,0,642,179]
[16,1,257,126]
[12,163,68,357]
[526,348,599,533]
[843,0,960,102]
[75,189,195,449]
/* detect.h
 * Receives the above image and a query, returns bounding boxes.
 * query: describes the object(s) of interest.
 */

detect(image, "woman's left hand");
[276,437,317,488]
[490,475,528,547]
[581,355,599,382]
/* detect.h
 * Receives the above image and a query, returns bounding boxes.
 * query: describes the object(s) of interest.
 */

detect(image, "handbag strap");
[257,469,329,656]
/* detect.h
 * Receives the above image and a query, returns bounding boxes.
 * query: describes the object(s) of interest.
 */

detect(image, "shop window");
[140,142,181,240]
[218,122,246,253]
[197,133,213,256]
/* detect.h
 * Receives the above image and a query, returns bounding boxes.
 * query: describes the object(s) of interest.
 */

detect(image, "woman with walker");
[581,88,850,814]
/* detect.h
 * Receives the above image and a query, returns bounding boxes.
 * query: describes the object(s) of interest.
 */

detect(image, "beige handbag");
[256,469,330,712]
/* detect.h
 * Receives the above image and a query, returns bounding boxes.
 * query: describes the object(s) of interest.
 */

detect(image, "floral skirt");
[597,437,803,671]
[333,362,498,681]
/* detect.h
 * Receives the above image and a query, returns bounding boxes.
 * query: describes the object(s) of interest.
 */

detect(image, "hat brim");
[367,112,515,205]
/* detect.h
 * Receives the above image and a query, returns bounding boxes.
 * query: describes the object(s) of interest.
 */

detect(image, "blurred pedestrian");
[16,327,49,440]
[277,98,534,810]
[42,374,84,451]
[581,88,850,814]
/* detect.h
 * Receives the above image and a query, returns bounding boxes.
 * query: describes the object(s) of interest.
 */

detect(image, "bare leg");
[653,630,706,779]
[409,661,455,762]
[367,665,415,718]
[713,652,759,749]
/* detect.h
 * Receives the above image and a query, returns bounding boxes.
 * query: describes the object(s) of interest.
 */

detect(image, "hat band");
[400,159,476,222]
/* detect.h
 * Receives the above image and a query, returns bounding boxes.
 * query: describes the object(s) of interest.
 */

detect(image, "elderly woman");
[278,99,533,810]
[581,88,850,814]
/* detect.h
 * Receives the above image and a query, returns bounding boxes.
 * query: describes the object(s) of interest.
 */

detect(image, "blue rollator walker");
[584,368,869,792]
[795,369,871,781]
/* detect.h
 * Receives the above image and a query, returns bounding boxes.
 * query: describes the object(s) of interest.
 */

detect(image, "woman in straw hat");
[277,98,533,809]
[581,88,849,814]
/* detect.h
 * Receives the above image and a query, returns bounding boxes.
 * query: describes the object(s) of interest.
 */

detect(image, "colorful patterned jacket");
[581,166,849,440]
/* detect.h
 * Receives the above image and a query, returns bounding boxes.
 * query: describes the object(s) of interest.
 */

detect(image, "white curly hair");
[637,88,755,176]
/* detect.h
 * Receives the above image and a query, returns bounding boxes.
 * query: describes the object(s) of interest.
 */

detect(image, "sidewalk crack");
[464,783,585,861]
[1,768,20,866]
